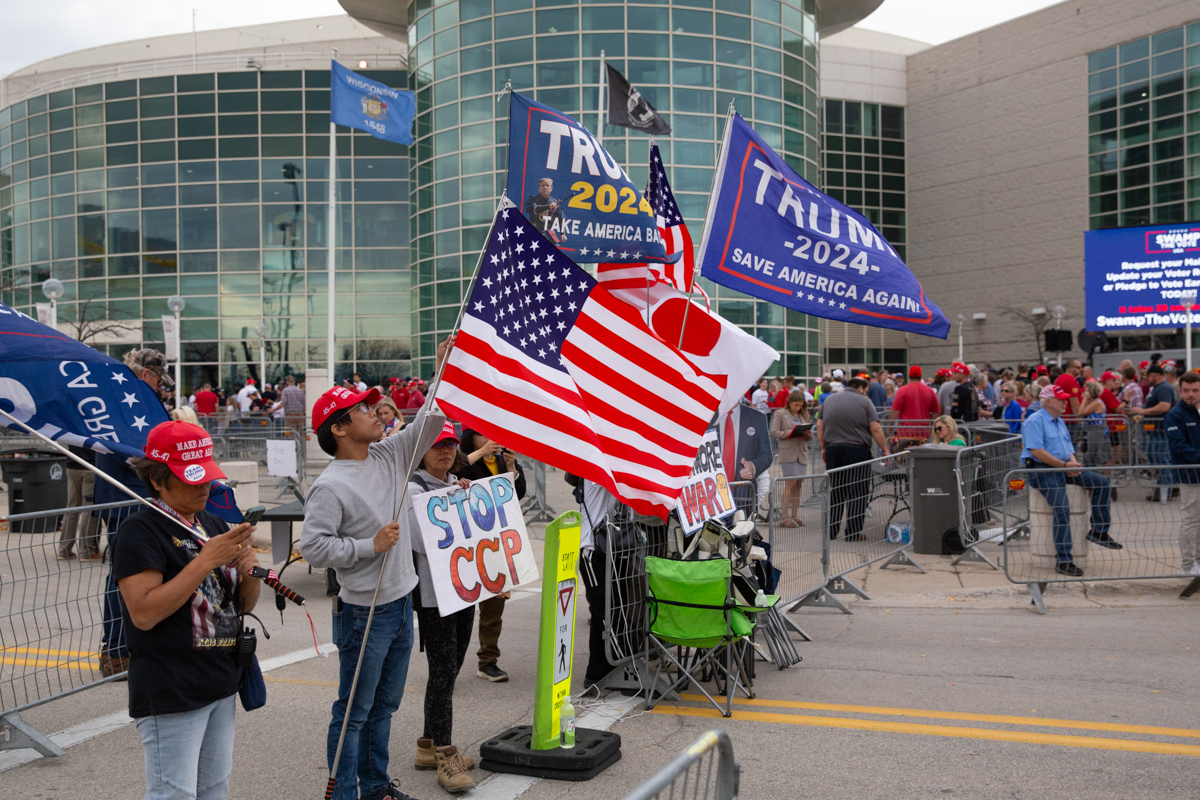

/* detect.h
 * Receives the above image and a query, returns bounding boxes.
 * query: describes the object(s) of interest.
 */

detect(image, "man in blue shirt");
[1163,371,1200,576]
[1022,384,1120,576]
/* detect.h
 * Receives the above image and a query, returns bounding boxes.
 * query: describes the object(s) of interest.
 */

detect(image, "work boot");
[418,738,473,770]
[436,746,476,793]
[98,651,129,678]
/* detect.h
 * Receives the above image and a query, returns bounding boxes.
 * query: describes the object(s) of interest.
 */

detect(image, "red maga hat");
[1040,384,1071,401]
[908,365,922,378]
[144,421,227,485]
[950,362,970,375]
[312,385,381,431]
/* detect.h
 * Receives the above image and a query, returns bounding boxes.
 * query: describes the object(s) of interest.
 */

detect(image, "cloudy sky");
[0,0,1065,76]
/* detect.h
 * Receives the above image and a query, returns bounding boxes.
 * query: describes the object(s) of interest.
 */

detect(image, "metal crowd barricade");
[766,474,825,631]
[224,430,307,504]
[1,499,141,756]
[795,450,923,614]
[620,729,740,800]
[951,436,1027,570]
[519,459,556,524]
[1000,464,1194,613]
[600,505,669,694]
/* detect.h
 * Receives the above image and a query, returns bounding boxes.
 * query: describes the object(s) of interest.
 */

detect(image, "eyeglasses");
[431,439,459,449]
[331,403,370,427]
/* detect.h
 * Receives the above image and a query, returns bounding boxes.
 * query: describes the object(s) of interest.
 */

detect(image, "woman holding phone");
[113,420,262,800]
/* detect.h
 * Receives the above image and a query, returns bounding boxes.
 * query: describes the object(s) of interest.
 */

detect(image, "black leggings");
[416,604,475,746]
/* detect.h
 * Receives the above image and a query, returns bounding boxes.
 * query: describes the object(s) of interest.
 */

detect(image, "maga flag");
[698,114,950,339]
[506,92,669,264]
[0,303,169,458]
[330,61,416,146]
[606,64,671,135]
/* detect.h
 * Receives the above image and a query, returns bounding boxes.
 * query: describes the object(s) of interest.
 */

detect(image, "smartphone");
[242,506,266,526]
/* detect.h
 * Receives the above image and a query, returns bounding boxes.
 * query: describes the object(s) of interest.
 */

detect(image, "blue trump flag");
[330,61,415,146]
[698,114,949,339]
[506,92,669,264]
[0,302,169,459]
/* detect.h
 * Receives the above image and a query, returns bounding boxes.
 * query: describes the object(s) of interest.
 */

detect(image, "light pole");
[41,279,64,329]
[1184,290,1198,372]
[957,314,965,362]
[255,321,268,388]
[1052,305,1066,367]
[167,295,186,395]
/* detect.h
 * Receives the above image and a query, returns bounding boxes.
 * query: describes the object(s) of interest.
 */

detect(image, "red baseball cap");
[312,385,381,431]
[144,421,227,485]
[1035,365,1049,375]
[1138,360,1150,370]
[1039,384,1071,401]
[433,421,460,447]
[935,368,951,377]
[950,362,969,375]
[908,365,922,378]
[1100,370,1118,381]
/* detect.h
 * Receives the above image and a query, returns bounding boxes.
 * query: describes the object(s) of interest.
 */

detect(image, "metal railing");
[952,435,1027,570]
[601,506,669,695]
[1,499,140,756]
[1001,464,1196,613]
[620,729,739,800]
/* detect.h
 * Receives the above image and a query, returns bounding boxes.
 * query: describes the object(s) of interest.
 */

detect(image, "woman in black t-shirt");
[113,420,261,800]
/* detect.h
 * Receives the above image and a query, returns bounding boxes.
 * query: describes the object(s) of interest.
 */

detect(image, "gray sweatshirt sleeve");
[299,483,377,569]
[377,406,447,477]
[405,489,425,556]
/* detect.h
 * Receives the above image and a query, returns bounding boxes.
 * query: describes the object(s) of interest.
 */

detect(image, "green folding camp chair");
[643,555,777,717]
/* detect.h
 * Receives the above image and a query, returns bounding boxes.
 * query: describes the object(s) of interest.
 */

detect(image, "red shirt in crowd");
[193,390,219,415]
[769,389,789,408]
[391,387,409,408]
[1054,374,1082,414]
[890,381,941,438]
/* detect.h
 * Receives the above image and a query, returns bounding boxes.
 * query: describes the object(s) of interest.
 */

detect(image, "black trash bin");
[1,450,71,532]
[909,444,963,555]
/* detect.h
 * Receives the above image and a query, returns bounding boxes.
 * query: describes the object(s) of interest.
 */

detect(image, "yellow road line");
[677,694,1200,740]
[653,706,1200,758]
[1,656,98,670]
[1,646,96,658]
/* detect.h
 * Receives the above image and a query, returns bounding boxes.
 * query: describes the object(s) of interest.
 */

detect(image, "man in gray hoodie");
[301,338,451,800]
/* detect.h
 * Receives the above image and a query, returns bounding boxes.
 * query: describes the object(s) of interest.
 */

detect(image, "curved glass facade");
[0,68,410,392]
[405,0,825,380]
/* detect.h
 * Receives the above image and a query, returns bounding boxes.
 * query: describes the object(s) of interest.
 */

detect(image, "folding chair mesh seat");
[643,555,762,717]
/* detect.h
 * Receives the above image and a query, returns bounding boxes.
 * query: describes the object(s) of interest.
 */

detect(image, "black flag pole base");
[479,725,621,782]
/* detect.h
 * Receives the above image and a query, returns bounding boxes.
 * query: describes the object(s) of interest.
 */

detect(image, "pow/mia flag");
[606,64,671,135]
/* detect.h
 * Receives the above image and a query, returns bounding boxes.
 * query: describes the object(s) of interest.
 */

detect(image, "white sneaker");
[1181,563,1200,577]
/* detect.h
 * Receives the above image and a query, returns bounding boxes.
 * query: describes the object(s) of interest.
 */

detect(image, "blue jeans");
[1143,428,1175,487]
[1028,468,1111,563]
[136,694,236,800]
[328,595,414,800]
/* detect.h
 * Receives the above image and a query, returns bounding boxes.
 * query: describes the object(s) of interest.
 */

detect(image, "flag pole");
[324,195,510,800]
[0,408,233,542]
[677,102,736,350]
[598,50,605,146]
[327,48,338,385]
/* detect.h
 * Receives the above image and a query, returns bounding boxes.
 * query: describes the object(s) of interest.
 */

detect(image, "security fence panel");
[602,506,669,693]
[620,729,739,800]
[1002,464,1194,613]
[0,500,140,754]
[952,436,1027,570]
[766,475,826,613]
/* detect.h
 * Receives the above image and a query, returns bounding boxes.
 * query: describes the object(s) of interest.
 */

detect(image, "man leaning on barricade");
[1021,384,1122,577]
[1163,370,1200,577]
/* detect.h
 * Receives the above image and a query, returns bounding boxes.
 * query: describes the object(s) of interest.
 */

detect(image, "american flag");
[436,204,726,519]
[596,143,705,303]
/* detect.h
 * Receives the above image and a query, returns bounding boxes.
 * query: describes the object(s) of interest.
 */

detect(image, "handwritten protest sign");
[414,473,540,616]
[675,428,736,535]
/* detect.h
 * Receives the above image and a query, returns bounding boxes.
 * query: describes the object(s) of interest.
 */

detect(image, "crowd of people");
[67,340,1200,800]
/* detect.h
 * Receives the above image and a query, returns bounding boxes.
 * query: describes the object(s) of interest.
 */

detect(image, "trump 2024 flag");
[698,114,949,339]
[435,204,724,520]
[506,92,669,264]
[330,62,416,146]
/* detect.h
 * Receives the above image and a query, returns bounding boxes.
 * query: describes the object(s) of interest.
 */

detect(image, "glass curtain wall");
[1088,21,1200,229]
[405,0,824,381]
[0,69,411,393]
